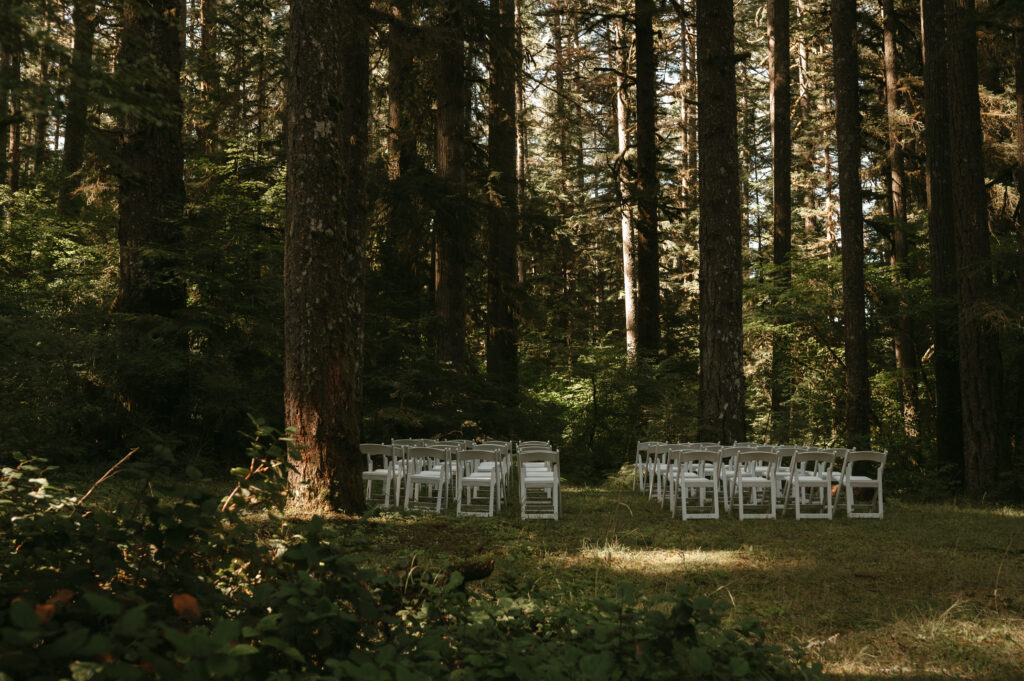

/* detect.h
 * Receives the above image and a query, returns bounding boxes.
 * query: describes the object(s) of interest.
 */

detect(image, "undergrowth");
[1,422,821,681]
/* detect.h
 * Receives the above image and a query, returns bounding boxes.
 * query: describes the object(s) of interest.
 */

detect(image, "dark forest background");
[1,0,1022,498]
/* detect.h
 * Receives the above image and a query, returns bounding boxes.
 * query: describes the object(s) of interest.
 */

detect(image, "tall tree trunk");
[697,0,744,444]
[284,0,369,514]
[832,0,871,449]
[1014,14,1024,467]
[113,0,187,432]
[197,0,218,153]
[58,1,96,215]
[634,0,659,357]
[919,0,962,473]
[434,3,469,369]
[385,0,423,306]
[0,49,7,186]
[768,0,792,443]
[7,51,20,190]
[32,45,48,178]
[615,19,637,362]
[487,0,519,389]
[946,0,1004,495]
[883,0,920,438]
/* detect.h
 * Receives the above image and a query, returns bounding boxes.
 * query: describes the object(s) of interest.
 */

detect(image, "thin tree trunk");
[832,0,871,448]
[58,1,96,214]
[919,0,963,473]
[1013,14,1024,467]
[883,0,920,438]
[946,0,1004,495]
[7,51,21,190]
[697,0,744,444]
[284,0,369,514]
[615,19,637,362]
[32,45,49,178]
[635,0,659,357]
[768,0,792,443]
[434,2,469,369]
[487,0,519,389]
[114,0,187,430]
[197,0,218,153]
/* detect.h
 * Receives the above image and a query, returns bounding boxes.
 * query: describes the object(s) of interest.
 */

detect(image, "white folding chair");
[781,450,835,519]
[519,450,560,520]
[403,446,450,513]
[728,450,779,519]
[671,449,721,520]
[633,441,660,492]
[455,450,502,516]
[835,450,887,518]
[360,443,398,507]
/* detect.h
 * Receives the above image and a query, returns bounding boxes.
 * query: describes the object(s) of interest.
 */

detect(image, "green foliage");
[0,427,821,681]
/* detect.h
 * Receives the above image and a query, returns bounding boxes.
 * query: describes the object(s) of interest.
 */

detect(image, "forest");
[1,0,1023,677]
[2,0,1022,504]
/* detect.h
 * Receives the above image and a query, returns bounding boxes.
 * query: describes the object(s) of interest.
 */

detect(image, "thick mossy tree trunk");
[634,0,659,357]
[434,1,469,370]
[487,0,519,391]
[58,1,96,215]
[945,0,1004,496]
[768,0,792,443]
[919,0,962,473]
[831,0,871,449]
[113,0,187,432]
[284,0,369,514]
[697,0,744,445]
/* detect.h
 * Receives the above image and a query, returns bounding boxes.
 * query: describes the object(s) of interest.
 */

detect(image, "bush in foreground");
[1,426,822,680]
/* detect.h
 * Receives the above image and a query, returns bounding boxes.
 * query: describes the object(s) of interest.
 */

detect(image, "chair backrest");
[791,450,835,475]
[843,450,887,479]
[519,450,559,467]
[472,443,505,453]
[673,449,721,475]
[457,450,501,464]
[405,446,448,471]
[518,440,550,450]
[360,443,392,468]
[734,450,779,474]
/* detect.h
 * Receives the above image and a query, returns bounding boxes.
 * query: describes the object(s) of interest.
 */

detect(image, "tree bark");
[32,42,48,179]
[58,1,96,215]
[634,0,659,357]
[434,2,469,369]
[883,0,920,438]
[946,0,1004,495]
[197,0,218,153]
[113,0,187,431]
[697,0,744,444]
[919,0,962,473]
[768,0,792,442]
[614,19,637,362]
[831,0,871,449]
[7,51,20,190]
[487,0,519,390]
[284,0,369,514]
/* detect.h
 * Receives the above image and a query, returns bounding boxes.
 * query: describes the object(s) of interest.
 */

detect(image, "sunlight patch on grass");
[572,543,749,574]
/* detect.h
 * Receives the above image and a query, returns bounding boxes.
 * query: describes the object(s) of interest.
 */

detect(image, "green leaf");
[688,648,712,676]
[83,592,122,617]
[186,466,203,480]
[729,656,750,677]
[46,627,91,657]
[9,599,39,628]
[69,661,104,681]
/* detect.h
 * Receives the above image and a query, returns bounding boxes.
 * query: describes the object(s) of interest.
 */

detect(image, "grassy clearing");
[346,469,1024,681]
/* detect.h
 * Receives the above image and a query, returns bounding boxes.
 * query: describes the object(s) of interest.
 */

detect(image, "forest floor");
[56,464,1024,680]
[347,469,1024,681]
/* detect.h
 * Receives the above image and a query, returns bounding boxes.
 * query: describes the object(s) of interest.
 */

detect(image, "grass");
[53,461,1024,680]
[345,468,1024,681]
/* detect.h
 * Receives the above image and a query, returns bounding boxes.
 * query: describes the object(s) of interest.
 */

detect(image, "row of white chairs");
[633,441,886,520]
[361,439,560,520]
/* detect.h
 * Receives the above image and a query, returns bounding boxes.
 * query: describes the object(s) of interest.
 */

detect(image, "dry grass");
[352,470,1024,681]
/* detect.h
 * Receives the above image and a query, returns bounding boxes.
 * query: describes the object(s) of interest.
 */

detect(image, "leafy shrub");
[1,424,823,681]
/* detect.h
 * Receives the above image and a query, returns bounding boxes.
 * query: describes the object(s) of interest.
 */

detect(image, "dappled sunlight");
[570,543,754,574]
